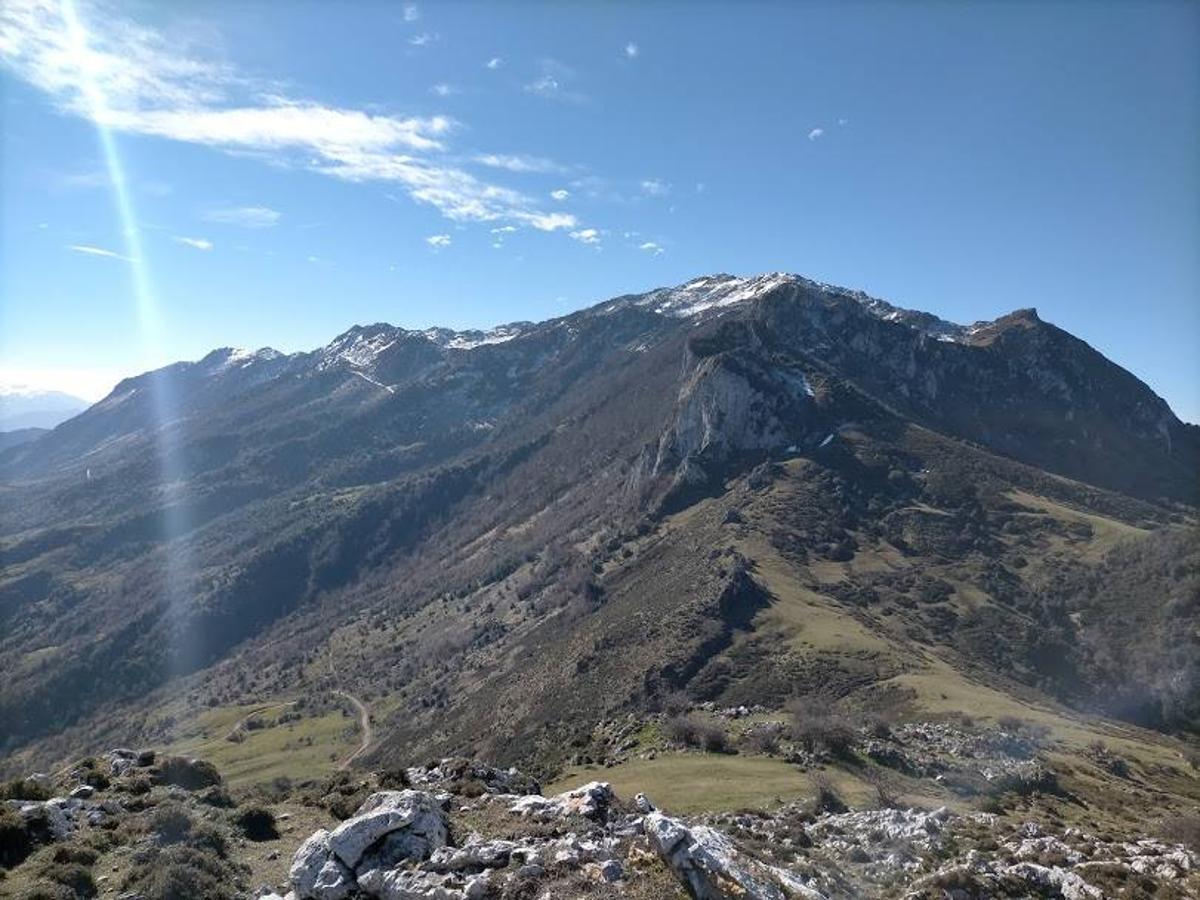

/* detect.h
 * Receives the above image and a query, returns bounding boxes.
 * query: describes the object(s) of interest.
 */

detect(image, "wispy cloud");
[426,233,451,248]
[640,178,670,197]
[550,189,569,201]
[173,235,212,250]
[808,128,824,141]
[524,59,585,103]
[473,153,569,175]
[0,0,580,234]
[69,243,129,260]
[202,206,281,228]
[624,42,639,59]
[485,57,502,70]
[638,241,663,256]
[409,32,435,47]
[402,4,419,22]
[430,83,456,97]
[569,228,601,245]
[837,117,848,127]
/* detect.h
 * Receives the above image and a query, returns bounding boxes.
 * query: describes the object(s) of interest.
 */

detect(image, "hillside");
[0,272,1196,816]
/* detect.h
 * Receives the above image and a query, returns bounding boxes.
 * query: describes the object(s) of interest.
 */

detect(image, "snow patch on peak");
[445,325,525,350]
[199,347,284,374]
[643,272,798,318]
[319,326,402,371]
[424,323,529,350]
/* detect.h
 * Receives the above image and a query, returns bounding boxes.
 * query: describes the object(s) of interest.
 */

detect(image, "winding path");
[335,689,373,770]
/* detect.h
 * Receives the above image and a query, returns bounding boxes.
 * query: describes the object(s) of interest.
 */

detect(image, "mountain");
[0,427,47,451]
[0,272,1196,787]
[0,386,89,430]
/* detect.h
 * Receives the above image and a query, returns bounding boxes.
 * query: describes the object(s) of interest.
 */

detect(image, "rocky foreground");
[2,749,1198,899]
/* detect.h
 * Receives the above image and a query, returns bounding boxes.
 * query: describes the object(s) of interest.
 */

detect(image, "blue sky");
[1,1,1197,421]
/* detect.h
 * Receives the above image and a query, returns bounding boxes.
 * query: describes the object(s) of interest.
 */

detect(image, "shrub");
[233,807,278,842]
[122,845,240,900]
[1158,815,1200,852]
[808,773,847,815]
[787,699,856,758]
[150,804,195,845]
[664,717,730,753]
[33,862,96,898]
[0,779,52,803]
[0,806,35,869]
[153,758,221,791]
[742,724,783,755]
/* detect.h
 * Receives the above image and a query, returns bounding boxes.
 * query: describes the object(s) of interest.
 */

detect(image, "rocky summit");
[1,272,1198,898]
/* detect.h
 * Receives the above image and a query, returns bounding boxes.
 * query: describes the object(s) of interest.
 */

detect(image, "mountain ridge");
[0,270,1196,786]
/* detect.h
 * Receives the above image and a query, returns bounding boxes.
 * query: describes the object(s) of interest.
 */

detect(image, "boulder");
[327,790,448,870]
[289,829,354,900]
[645,811,826,900]
[427,838,517,872]
[356,867,464,900]
[509,781,614,822]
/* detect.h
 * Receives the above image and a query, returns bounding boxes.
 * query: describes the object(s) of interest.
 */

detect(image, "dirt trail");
[335,689,372,770]
[325,647,372,770]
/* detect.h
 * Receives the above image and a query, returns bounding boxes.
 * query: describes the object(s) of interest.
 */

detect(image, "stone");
[598,858,623,882]
[428,838,517,872]
[327,790,448,870]
[509,781,614,822]
[289,829,354,900]
[645,812,825,900]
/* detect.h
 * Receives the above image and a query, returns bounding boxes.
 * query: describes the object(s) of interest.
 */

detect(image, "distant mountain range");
[0,385,89,431]
[0,272,1196,778]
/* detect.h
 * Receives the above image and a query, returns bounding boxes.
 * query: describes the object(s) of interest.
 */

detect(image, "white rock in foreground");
[645,810,826,900]
[509,780,614,821]
[327,790,448,869]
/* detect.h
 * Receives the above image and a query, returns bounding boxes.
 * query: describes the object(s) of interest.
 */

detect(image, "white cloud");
[638,241,663,255]
[68,243,128,260]
[409,32,434,46]
[569,228,600,245]
[173,235,212,250]
[490,225,517,234]
[550,189,569,201]
[425,233,451,248]
[486,57,502,70]
[808,128,824,141]
[524,59,584,102]
[640,178,669,197]
[837,117,848,126]
[0,1,577,235]
[430,83,455,97]
[402,4,419,22]
[472,153,567,174]
[202,206,281,228]
[624,42,639,58]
